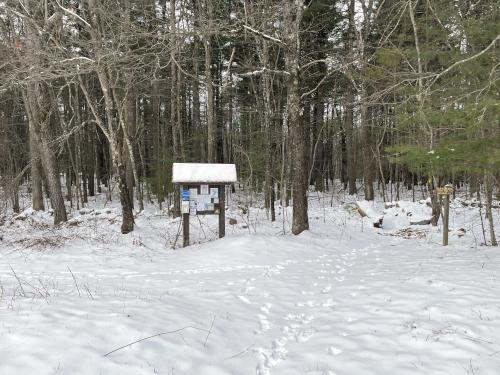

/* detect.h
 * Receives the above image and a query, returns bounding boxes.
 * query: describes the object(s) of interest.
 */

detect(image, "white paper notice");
[181,201,189,214]
[197,195,211,204]
[189,188,198,199]
[200,184,209,195]
[210,188,218,198]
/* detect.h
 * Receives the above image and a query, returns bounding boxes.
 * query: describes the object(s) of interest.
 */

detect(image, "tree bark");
[284,0,308,235]
[29,124,45,211]
[204,0,216,162]
[23,85,67,224]
[360,91,374,201]
[345,0,357,195]
[485,173,498,246]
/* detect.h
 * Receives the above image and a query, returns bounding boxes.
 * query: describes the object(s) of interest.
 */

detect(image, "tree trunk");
[485,173,498,246]
[23,85,67,224]
[171,0,181,217]
[313,100,325,192]
[29,124,45,211]
[204,0,216,162]
[360,88,374,201]
[345,0,357,195]
[192,42,204,161]
[284,0,308,235]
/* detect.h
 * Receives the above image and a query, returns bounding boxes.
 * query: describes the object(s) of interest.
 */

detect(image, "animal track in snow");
[255,338,287,375]
[260,303,272,314]
[255,313,316,374]
[328,346,343,355]
[255,303,273,333]
[264,265,284,277]
[322,299,335,307]
[256,314,271,332]
[237,295,251,304]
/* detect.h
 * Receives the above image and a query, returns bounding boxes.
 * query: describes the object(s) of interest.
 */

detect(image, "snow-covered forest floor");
[1,186,499,375]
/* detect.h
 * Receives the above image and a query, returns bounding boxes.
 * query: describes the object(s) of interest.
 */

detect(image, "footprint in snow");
[237,295,251,304]
[256,314,271,332]
[243,286,255,294]
[328,346,343,356]
[254,338,287,375]
[284,313,314,324]
[322,299,335,307]
[264,266,282,276]
[255,303,272,333]
[322,285,332,293]
[260,303,272,314]
[283,325,316,343]
[301,291,314,296]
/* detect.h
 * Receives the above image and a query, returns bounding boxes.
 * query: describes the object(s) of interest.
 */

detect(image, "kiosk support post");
[219,185,225,239]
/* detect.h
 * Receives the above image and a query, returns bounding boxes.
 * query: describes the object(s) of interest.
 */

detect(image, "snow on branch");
[237,67,290,77]
[243,25,286,46]
[60,56,95,64]
[54,0,92,29]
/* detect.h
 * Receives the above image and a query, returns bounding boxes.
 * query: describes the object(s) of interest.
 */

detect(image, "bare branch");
[237,67,290,77]
[243,25,286,46]
[53,0,91,29]
[426,34,500,88]
[301,73,330,100]
[60,56,95,64]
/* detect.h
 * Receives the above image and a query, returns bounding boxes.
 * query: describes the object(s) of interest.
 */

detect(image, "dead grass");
[14,235,67,249]
[378,227,427,239]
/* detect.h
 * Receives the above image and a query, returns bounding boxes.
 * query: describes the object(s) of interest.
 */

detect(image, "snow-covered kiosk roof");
[172,163,237,184]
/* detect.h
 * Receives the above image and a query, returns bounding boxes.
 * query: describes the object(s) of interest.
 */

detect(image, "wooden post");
[181,184,189,247]
[438,185,453,246]
[183,212,189,247]
[219,185,225,238]
[443,193,449,246]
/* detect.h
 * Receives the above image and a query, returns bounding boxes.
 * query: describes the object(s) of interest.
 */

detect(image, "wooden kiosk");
[172,163,237,247]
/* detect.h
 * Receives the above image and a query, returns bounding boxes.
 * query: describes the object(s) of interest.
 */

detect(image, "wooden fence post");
[438,185,453,246]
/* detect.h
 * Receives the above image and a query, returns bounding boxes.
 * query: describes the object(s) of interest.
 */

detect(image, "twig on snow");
[83,284,94,300]
[204,315,216,347]
[10,265,25,297]
[103,325,210,357]
[224,344,255,360]
[68,266,81,298]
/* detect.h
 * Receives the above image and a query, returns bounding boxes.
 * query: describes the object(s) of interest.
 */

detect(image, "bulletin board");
[181,184,223,215]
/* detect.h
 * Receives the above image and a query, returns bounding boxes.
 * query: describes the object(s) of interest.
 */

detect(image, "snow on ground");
[0,188,499,375]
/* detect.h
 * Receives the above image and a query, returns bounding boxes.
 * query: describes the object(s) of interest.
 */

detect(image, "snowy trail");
[1,228,500,375]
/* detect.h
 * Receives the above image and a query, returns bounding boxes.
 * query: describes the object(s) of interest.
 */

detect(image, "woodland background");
[0,0,498,242]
